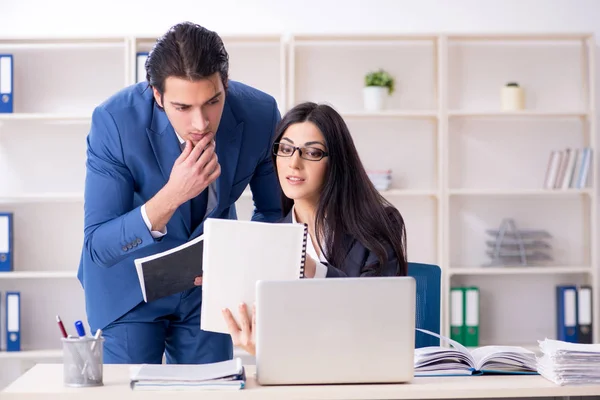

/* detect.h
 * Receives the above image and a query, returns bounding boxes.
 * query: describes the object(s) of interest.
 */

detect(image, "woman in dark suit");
[223,101,408,354]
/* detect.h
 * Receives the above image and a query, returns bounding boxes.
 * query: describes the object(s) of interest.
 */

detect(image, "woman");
[223,101,408,355]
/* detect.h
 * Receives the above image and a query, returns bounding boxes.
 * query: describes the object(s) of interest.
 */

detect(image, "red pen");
[56,315,68,338]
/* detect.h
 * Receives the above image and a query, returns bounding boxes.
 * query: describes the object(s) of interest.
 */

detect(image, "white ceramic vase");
[363,86,388,111]
[501,86,525,111]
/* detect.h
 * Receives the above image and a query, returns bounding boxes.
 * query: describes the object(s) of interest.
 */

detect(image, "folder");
[464,287,479,347]
[0,212,13,272]
[450,287,465,345]
[6,291,20,351]
[556,285,578,343]
[0,54,13,113]
[136,52,149,83]
[200,219,307,334]
[578,286,593,344]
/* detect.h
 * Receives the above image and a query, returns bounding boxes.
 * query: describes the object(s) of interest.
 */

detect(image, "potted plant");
[501,82,525,111]
[364,69,395,111]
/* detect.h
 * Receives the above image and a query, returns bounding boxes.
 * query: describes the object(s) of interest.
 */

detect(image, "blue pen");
[74,320,86,337]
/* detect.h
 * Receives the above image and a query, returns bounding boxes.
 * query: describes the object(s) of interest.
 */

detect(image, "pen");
[90,328,102,352]
[75,320,86,337]
[56,315,68,338]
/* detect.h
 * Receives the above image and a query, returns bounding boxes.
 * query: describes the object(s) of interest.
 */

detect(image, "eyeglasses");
[273,142,329,161]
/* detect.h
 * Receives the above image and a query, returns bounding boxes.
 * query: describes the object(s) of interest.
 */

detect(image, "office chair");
[407,262,441,348]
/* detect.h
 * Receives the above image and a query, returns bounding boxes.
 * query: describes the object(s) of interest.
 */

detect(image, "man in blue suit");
[77,22,282,364]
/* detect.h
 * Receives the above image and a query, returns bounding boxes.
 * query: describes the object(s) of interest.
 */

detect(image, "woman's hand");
[222,303,256,356]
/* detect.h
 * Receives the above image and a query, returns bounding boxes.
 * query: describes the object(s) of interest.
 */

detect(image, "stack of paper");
[129,358,246,391]
[537,338,600,385]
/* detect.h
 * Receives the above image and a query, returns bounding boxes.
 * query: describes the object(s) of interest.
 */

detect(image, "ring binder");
[299,223,308,278]
[200,218,308,334]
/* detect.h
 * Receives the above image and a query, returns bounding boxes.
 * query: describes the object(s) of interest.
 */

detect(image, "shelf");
[0,271,76,279]
[447,33,592,41]
[380,189,438,197]
[448,110,589,118]
[341,110,438,119]
[0,113,91,123]
[0,39,126,50]
[0,349,62,360]
[0,193,84,203]
[292,34,438,46]
[448,188,592,197]
[449,266,593,276]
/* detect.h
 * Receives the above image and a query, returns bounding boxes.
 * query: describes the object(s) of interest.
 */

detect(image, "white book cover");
[200,218,307,334]
[570,149,584,188]
[561,148,578,189]
[544,150,561,189]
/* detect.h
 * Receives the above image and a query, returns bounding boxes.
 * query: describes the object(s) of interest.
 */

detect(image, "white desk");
[2,363,599,400]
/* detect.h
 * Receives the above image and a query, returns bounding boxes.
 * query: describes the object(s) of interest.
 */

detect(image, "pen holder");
[62,336,104,387]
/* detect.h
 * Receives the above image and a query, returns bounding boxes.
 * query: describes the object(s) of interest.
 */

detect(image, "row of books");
[543,147,592,190]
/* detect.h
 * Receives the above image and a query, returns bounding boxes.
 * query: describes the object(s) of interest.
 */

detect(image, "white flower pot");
[363,86,388,111]
[501,86,525,111]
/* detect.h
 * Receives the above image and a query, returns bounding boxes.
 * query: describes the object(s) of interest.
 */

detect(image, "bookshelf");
[0,32,596,388]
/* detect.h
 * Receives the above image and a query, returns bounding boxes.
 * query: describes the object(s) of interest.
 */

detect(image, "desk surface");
[2,363,600,400]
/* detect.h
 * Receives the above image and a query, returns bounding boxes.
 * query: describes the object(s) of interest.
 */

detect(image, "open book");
[129,358,245,391]
[414,329,538,376]
[134,234,204,303]
[200,218,308,334]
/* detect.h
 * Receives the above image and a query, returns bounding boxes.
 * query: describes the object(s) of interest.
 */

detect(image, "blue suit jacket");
[77,81,282,330]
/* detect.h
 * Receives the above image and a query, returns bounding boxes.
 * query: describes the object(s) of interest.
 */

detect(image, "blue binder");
[6,291,20,351]
[556,285,578,343]
[0,212,13,272]
[0,54,13,113]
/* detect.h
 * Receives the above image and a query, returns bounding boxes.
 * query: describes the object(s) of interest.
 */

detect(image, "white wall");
[0,0,599,38]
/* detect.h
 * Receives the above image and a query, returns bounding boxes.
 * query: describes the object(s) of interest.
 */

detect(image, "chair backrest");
[407,262,441,348]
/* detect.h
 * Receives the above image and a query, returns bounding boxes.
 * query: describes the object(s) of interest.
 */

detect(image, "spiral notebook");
[200,218,308,334]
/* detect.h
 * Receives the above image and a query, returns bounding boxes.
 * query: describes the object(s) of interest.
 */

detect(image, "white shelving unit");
[0,32,596,388]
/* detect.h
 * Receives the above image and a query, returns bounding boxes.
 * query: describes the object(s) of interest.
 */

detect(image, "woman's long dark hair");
[272,102,408,276]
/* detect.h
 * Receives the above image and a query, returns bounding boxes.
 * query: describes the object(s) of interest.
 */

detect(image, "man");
[77,21,282,364]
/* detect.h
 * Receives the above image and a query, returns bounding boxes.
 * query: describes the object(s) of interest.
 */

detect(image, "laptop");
[255,277,416,385]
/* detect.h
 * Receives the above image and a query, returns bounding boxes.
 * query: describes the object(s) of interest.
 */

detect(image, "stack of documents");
[537,338,600,385]
[129,358,246,391]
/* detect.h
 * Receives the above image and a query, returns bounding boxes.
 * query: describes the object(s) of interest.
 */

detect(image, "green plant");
[505,82,520,87]
[365,69,395,95]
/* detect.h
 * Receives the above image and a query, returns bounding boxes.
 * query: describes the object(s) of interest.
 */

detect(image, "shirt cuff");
[314,262,328,278]
[141,204,167,239]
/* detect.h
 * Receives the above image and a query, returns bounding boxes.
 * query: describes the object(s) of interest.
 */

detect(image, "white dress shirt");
[291,205,328,279]
[141,132,217,238]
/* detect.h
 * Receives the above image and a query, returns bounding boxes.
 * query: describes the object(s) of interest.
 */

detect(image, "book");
[134,234,204,303]
[415,345,537,376]
[200,218,308,334]
[129,357,245,391]
[414,329,537,376]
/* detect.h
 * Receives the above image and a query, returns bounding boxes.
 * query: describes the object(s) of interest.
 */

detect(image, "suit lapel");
[146,103,192,234]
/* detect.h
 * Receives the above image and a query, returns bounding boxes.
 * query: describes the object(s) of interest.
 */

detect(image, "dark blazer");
[281,210,402,277]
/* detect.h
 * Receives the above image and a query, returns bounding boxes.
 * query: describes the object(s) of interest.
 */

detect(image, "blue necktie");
[190,189,209,230]
[180,140,209,230]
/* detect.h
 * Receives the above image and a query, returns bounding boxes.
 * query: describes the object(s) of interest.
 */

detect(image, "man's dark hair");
[146,22,229,98]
